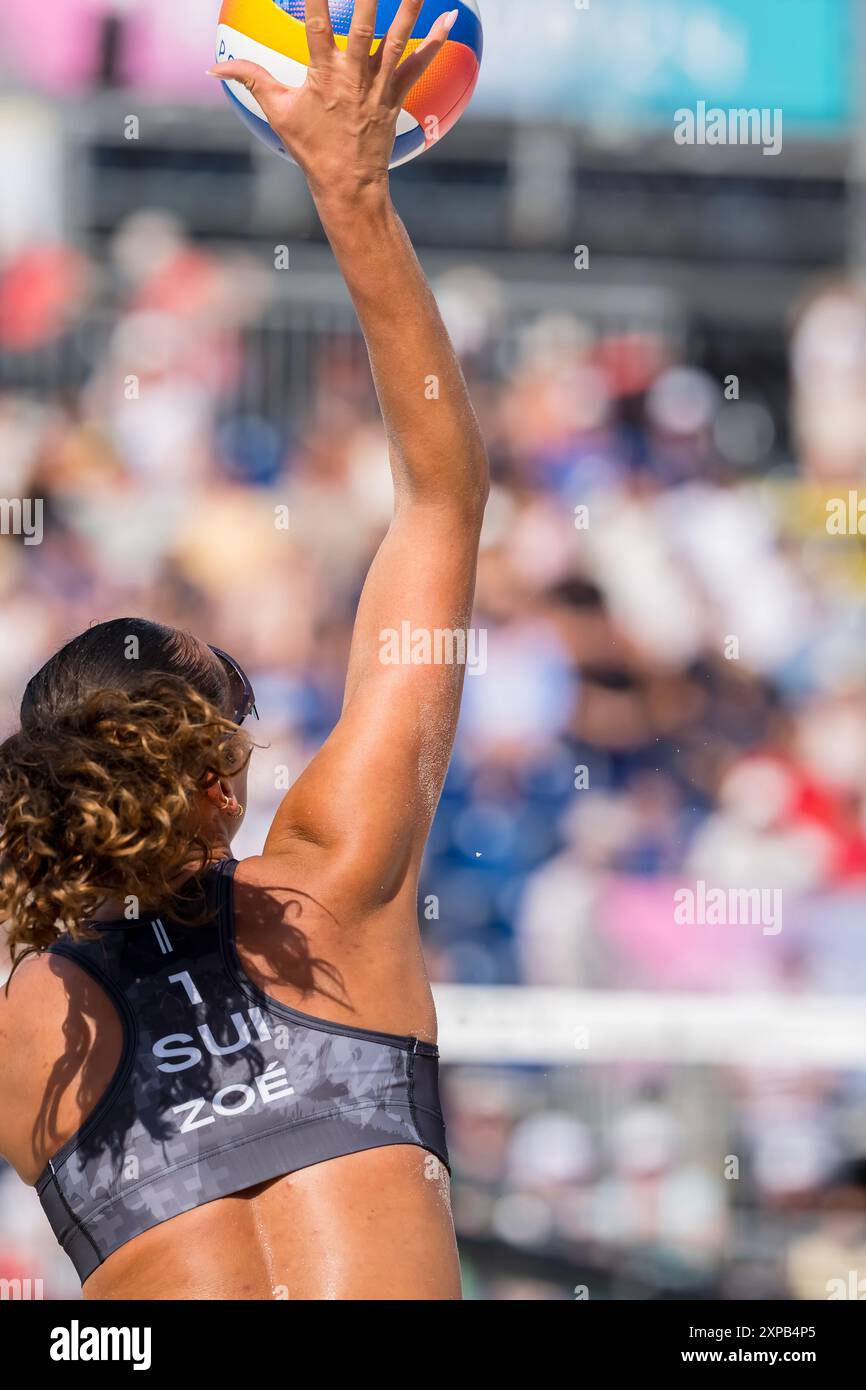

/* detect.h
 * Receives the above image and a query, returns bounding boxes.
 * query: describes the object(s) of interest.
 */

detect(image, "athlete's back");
[0,851,460,1300]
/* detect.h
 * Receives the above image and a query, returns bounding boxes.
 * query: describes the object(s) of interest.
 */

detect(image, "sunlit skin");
[0,0,487,1301]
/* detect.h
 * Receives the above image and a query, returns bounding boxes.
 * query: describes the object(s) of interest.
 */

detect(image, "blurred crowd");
[2,214,866,1297]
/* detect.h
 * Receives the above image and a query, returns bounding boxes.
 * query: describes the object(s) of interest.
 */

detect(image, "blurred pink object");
[0,1,104,91]
[0,245,90,351]
[0,0,219,98]
[599,875,771,992]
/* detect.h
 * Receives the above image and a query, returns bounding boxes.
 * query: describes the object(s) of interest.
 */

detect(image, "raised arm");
[212,0,489,906]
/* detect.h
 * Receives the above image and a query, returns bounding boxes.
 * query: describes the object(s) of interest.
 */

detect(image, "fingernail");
[444,9,459,31]
[205,68,218,76]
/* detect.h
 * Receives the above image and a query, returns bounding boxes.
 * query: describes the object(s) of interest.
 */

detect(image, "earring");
[228,802,245,819]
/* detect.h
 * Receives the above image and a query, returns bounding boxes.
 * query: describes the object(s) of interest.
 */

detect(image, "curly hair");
[0,620,251,962]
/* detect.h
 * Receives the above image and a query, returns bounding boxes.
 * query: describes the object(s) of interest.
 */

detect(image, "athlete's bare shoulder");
[2,947,96,1028]
[0,950,67,1049]
[0,948,122,1183]
[233,848,389,928]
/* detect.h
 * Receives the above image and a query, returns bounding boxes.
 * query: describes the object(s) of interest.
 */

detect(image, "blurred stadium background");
[3,0,866,1300]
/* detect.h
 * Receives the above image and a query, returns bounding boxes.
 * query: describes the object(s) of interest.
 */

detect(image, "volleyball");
[215,1,483,168]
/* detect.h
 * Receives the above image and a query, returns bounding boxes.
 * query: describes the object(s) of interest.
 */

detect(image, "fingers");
[345,0,379,71]
[376,0,424,81]
[304,0,336,67]
[390,10,458,104]
[208,60,289,122]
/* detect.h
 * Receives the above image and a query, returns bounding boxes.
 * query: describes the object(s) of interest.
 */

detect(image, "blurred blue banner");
[476,0,854,134]
[0,0,853,134]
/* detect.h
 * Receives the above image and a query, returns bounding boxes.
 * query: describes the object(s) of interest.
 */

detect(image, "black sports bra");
[37,859,449,1284]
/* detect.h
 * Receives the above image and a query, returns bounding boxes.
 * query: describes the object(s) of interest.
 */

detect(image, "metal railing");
[0,259,682,430]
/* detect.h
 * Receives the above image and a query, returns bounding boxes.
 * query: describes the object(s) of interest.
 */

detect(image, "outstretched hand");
[210,0,458,201]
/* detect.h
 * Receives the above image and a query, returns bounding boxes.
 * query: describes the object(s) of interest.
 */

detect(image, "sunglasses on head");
[208,645,258,726]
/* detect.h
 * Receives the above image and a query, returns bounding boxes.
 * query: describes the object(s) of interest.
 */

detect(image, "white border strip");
[433,986,866,1067]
